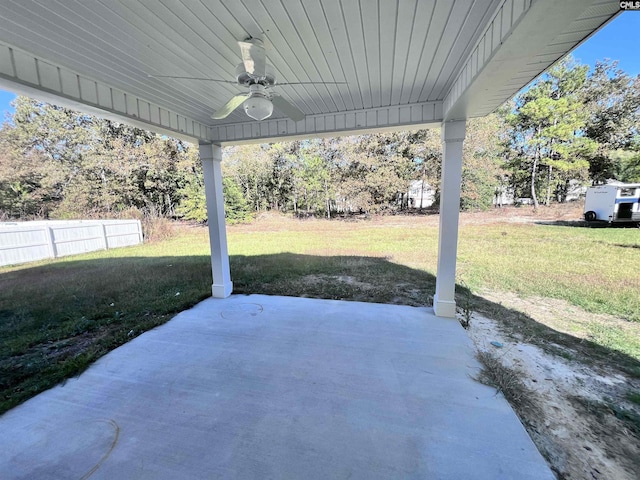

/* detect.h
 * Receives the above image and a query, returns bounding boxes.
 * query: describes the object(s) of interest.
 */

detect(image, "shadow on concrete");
[2,252,640,417]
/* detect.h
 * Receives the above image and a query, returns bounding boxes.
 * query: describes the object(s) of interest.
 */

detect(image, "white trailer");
[583,183,640,223]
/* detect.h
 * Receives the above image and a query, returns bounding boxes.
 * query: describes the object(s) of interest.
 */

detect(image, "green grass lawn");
[1,212,639,413]
[229,214,640,322]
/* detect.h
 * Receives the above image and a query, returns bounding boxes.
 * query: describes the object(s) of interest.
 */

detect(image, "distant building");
[494,185,514,206]
[408,180,435,208]
[565,180,587,201]
[493,180,587,206]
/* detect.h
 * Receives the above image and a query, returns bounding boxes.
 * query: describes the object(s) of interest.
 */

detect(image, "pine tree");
[504,58,596,207]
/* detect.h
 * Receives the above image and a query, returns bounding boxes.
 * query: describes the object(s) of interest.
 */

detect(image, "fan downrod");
[235,63,276,87]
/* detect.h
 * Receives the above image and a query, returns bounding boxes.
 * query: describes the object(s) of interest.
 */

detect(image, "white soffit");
[0,0,619,143]
[443,0,620,121]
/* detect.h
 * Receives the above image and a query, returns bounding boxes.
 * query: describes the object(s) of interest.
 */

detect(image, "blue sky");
[572,12,639,76]
[0,11,638,119]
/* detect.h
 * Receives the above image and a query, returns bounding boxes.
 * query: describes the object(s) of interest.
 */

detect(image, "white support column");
[433,120,466,317]
[201,143,233,298]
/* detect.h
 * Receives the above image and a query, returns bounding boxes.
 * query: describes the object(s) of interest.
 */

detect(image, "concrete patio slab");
[0,295,554,479]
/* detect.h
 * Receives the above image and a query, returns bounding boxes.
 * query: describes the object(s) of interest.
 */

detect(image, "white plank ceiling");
[0,0,620,143]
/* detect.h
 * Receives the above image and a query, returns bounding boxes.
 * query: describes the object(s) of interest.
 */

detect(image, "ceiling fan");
[149,38,346,122]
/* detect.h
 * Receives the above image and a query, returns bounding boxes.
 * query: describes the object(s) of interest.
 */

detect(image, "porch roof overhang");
[0,0,618,146]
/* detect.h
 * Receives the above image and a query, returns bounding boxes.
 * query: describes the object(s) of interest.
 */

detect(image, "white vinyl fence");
[0,220,143,267]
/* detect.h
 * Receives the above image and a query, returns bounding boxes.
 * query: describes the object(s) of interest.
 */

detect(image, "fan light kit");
[243,84,273,121]
[149,37,346,122]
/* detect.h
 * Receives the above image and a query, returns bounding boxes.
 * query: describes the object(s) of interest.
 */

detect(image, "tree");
[297,139,337,218]
[1,97,95,216]
[582,60,640,184]
[406,129,441,209]
[504,58,596,208]
[222,177,252,223]
[176,160,207,223]
[461,115,506,210]
[223,144,273,212]
[611,148,640,183]
[266,142,298,211]
[176,161,252,224]
[0,141,52,218]
[0,96,199,220]
[336,132,418,213]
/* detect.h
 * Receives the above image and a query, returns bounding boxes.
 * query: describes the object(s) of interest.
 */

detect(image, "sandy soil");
[467,294,640,480]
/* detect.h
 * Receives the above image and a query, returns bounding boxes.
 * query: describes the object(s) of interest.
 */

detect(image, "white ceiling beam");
[0,41,211,144]
[211,101,443,145]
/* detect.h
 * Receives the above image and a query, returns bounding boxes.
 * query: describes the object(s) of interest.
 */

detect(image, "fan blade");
[276,81,348,86]
[238,40,266,78]
[271,95,305,122]
[211,94,248,119]
[148,74,237,84]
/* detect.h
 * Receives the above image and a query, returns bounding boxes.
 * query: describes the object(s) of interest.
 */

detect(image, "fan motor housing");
[235,63,276,86]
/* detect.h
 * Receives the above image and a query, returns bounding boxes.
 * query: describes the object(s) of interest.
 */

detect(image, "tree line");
[1,56,638,223]
[504,58,640,208]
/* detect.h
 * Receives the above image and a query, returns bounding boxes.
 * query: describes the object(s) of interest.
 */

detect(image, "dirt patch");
[290,275,427,307]
[228,202,587,232]
[467,294,640,479]
[300,274,376,291]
